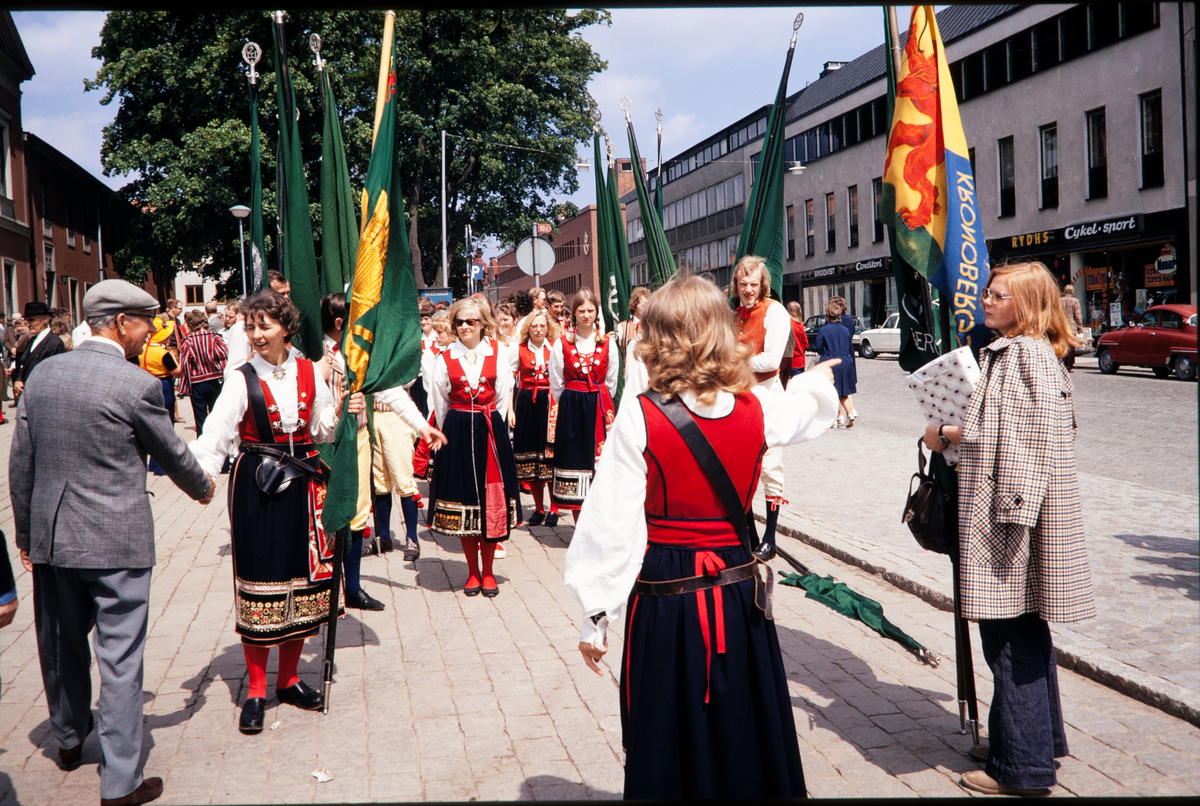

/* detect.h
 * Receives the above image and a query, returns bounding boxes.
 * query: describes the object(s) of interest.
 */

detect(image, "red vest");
[738,300,778,383]
[443,338,499,410]
[639,392,765,547]
[561,333,611,390]
[517,342,551,393]
[238,359,317,445]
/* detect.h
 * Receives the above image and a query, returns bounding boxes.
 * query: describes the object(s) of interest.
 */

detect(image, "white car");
[857,313,901,358]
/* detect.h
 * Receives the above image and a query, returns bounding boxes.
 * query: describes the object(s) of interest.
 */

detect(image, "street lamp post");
[230,205,251,297]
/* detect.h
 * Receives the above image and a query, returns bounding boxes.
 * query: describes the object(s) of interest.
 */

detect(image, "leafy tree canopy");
[88,9,608,293]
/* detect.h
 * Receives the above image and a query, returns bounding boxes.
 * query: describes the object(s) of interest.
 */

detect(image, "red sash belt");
[647,518,743,547]
[694,551,728,704]
[525,379,551,403]
[563,380,615,461]
[448,401,507,537]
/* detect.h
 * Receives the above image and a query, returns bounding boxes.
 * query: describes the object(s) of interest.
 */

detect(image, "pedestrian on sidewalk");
[1059,284,1084,372]
[189,291,352,735]
[829,295,859,423]
[178,309,227,437]
[10,280,215,806]
[786,301,809,380]
[512,309,561,526]
[12,301,66,405]
[815,301,856,427]
[565,275,839,799]
[549,288,618,515]
[428,298,521,597]
[923,260,1090,798]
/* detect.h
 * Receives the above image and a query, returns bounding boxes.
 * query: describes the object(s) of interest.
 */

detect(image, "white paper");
[906,346,980,466]
[312,769,333,783]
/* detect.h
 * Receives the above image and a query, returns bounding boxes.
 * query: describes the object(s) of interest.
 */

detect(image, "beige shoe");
[959,769,1051,797]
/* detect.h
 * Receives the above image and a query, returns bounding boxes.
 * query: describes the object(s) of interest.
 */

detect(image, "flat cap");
[83,279,161,319]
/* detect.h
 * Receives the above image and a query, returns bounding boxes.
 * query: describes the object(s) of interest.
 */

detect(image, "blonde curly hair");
[638,276,754,406]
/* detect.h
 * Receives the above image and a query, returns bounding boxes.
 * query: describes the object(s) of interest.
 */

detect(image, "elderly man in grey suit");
[9,280,215,806]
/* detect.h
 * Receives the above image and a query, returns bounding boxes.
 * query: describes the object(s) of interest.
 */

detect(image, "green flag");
[734,26,797,299]
[271,17,323,360]
[318,67,359,296]
[605,145,633,306]
[594,133,628,332]
[322,32,423,534]
[882,9,941,371]
[247,79,266,292]
[625,117,675,290]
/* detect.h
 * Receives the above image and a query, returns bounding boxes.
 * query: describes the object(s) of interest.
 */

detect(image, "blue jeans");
[978,613,1067,789]
[190,378,223,437]
[148,378,176,477]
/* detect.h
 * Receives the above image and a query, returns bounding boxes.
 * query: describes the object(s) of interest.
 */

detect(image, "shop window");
[1086,108,1108,199]
[998,136,1015,218]
[805,199,815,257]
[786,205,795,261]
[847,185,859,248]
[1039,124,1058,210]
[872,178,884,243]
[1140,90,1164,189]
[825,192,836,252]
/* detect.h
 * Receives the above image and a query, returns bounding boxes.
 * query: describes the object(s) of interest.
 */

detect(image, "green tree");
[86,10,607,294]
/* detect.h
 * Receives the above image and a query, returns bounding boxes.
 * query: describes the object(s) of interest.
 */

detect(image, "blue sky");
[11,8,911,224]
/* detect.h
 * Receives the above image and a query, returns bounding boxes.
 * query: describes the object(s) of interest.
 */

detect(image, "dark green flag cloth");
[626,118,676,290]
[735,28,797,298]
[779,571,930,656]
[882,9,943,370]
[319,67,359,297]
[272,19,323,360]
[247,80,267,293]
[594,133,626,335]
[322,33,423,534]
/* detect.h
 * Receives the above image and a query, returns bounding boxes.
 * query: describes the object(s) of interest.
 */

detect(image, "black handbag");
[239,364,324,495]
[902,437,957,555]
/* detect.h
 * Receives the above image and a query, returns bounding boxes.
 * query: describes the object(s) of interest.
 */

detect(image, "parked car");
[1094,304,1197,381]
[805,315,864,352]
[857,313,901,358]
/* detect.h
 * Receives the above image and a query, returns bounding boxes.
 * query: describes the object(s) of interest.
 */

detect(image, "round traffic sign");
[515,237,556,276]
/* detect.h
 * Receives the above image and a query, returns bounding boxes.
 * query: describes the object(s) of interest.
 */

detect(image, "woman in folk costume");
[413,311,454,481]
[548,288,619,511]
[511,309,563,526]
[564,276,840,800]
[190,291,363,734]
[924,262,1092,797]
[428,298,522,597]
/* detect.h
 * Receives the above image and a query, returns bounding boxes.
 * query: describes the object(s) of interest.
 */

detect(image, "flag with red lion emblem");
[883,6,990,349]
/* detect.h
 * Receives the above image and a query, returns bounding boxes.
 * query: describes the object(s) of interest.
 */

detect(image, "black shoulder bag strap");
[645,391,752,553]
[238,363,276,444]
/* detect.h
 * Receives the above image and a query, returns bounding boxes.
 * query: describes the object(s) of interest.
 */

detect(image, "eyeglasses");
[982,288,1013,302]
[454,318,480,328]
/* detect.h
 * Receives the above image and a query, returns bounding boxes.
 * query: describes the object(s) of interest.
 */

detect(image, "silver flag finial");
[242,42,262,86]
[590,107,601,132]
[791,12,804,46]
[655,107,663,123]
[605,136,615,168]
[310,33,324,73]
[618,96,631,122]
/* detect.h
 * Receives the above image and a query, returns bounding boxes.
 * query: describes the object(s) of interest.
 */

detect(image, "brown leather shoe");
[57,744,83,770]
[959,769,1051,797]
[100,777,163,806]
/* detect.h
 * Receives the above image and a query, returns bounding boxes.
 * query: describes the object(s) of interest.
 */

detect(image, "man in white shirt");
[221,301,251,378]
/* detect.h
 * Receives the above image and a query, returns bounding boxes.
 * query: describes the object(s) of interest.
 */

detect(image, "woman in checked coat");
[924,261,1092,797]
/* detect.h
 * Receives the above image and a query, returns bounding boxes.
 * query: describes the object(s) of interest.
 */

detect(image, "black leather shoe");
[527,511,545,526]
[403,540,420,561]
[482,583,500,598]
[361,538,377,557]
[463,583,482,597]
[276,680,324,711]
[57,713,94,770]
[100,776,163,806]
[544,512,559,527]
[345,588,385,611]
[239,698,266,734]
[378,537,395,554]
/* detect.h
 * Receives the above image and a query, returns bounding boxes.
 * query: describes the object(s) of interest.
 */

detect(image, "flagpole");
[372,11,396,145]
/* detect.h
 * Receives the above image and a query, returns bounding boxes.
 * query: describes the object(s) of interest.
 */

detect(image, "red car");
[1096,304,1197,380]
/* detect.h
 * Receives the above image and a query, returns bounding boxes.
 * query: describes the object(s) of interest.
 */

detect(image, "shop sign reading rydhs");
[1003,214,1145,251]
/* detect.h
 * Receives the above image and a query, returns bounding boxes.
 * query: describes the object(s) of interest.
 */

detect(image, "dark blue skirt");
[513,387,552,481]
[428,409,522,540]
[551,388,598,507]
[620,543,807,799]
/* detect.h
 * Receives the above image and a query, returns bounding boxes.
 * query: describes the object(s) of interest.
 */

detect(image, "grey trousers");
[33,565,150,800]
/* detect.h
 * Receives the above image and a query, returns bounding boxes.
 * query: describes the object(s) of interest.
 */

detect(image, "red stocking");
[243,643,270,700]
[531,481,546,513]
[460,536,481,588]
[480,541,498,590]
[276,638,304,690]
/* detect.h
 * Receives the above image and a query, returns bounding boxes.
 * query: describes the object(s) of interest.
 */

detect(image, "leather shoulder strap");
[645,391,751,552]
[239,363,275,443]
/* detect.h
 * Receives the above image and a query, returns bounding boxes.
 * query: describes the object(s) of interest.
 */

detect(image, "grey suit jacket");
[9,339,211,568]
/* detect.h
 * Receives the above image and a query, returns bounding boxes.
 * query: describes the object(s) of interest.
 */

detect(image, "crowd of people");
[0,256,1095,803]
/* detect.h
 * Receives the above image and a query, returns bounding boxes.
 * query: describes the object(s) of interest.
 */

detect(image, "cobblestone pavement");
[775,354,1199,724]
[1,402,1199,803]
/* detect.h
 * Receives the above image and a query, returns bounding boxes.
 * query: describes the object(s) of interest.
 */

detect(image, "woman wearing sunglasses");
[427,298,522,597]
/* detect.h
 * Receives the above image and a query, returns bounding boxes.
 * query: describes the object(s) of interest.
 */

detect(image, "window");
[805,199,815,256]
[1039,124,1058,209]
[44,244,55,306]
[1033,18,1061,70]
[816,124,830,158]
[998,136,1015,217]
[716,182,725,211]
[1008,32,1033,82]
[735,175,745,205]
[1087,108,1108,199]
[847,185,859,248]
[803,130,818,164]
[726,235,737,264]
[69,278,79,323]
[0,120,10,215]
[3,259,14,317]
[66,202,76,247]
[1123,3,1160,37]
[825,192,836,252]
[1061,6,1088,60]
[1159,310,1184,330]
[707,186,716,216]
[872,178,884,243]
[698,188,708,218]
[1089,3,1120,50]
[41,182,51,237]
[1140,90,1164,188]
[961,52,984,100]
[983,42,1008,91]
[786,205,795,260]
